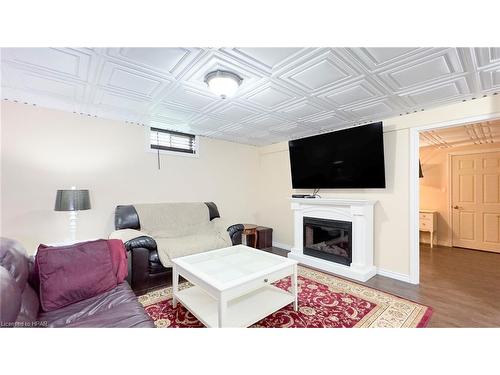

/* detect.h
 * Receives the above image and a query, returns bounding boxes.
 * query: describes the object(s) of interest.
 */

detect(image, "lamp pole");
[68,186,77,242]
[68,210,78,242]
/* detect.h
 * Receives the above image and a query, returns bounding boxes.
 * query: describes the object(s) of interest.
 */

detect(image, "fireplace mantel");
[288,197,377,282]
[291,197,377,207]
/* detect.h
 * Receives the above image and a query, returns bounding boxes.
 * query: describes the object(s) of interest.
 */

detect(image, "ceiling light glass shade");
[204,70,242,99]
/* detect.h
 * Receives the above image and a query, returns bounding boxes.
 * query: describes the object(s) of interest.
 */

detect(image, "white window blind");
[150,127,196,154]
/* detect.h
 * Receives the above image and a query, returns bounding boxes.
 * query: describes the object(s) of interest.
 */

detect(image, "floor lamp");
[54,188,91,242]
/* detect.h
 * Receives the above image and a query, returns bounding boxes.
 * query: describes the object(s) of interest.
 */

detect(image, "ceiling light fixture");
[204,70,242,99]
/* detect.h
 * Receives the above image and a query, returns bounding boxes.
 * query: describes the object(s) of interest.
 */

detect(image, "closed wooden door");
[451,151,500,253]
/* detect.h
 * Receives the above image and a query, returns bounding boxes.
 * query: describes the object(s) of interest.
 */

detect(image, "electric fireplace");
[303,217,352,266]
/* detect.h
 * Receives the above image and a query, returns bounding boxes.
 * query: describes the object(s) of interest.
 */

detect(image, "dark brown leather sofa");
[115,202,244,295]
[0,238,154,328]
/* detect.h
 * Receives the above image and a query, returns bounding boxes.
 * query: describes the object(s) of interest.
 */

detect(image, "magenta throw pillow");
[107,239,128,283]
[36,239,118,312]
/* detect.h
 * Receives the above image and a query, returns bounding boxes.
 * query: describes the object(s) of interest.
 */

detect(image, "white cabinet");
[419,210,437,248]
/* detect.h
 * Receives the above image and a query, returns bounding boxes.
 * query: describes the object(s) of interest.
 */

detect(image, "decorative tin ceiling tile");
[1,47,497,145]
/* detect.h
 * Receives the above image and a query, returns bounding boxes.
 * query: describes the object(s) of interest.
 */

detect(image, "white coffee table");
[171,244,298,328]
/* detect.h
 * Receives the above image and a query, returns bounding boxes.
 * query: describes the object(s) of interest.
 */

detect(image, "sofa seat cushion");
[38,282,154,328]
[148,249,161,264]
[147,250,168,274]
[149,261,167,274]
[156,231,231,267]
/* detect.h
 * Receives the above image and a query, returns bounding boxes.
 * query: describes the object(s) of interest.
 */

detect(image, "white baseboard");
[272,241,292,251]
[376,268,411,283]
[419,240,452,247]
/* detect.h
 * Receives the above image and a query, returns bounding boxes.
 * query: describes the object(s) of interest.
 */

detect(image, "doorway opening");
[409,115,500,284]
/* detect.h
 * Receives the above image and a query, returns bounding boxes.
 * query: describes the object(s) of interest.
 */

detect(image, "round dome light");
[204,70,243,99]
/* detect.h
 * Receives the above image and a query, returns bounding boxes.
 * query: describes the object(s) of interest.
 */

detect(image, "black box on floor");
[256,226,273,249]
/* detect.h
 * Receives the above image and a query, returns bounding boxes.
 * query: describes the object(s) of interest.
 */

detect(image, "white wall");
[0,102,260,253]
[256,128,411,275]
[256,96,500,276]
[2,95,500,276]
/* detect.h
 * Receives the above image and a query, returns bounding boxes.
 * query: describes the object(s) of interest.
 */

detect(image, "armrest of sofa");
[123,236,157,252]
[227,224,244,245]
[110,229,159,293]
[109,229,157,251]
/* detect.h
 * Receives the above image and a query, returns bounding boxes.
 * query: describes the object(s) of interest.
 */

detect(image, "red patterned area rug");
[139,266,432,328]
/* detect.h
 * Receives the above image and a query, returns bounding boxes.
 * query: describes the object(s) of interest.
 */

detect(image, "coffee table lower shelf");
[174,285,295,328]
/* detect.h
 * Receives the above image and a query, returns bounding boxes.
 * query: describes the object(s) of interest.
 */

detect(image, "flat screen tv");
[289,122,386,189]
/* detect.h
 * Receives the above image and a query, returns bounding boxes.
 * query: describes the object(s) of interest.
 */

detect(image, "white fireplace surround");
[288,198,377,282]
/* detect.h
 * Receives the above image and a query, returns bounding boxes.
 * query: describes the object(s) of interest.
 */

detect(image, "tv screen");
[289,122,386,189]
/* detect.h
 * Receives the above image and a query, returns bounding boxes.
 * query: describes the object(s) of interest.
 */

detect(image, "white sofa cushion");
[155,230,231,267]
[130,202,232,267]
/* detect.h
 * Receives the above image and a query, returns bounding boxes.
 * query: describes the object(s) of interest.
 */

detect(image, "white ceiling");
[420,119,500,148]
[1,47,499,146]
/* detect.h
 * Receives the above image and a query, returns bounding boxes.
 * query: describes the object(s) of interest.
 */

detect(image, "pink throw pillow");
[35,240,118,312]
[107,239,128,283]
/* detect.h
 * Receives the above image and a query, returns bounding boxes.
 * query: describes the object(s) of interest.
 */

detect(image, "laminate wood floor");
[265,245,500,327]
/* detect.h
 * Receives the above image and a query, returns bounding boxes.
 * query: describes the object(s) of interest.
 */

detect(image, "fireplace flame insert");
[303,217,352,266]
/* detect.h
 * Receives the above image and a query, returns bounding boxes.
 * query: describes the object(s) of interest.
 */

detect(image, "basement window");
[149,127,197,155]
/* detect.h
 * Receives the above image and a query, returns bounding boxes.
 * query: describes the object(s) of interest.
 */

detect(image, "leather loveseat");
[0,237,154,328]
[111,202,244,295]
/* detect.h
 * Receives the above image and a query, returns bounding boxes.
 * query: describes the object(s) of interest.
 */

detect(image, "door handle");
[453,206,460,209]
